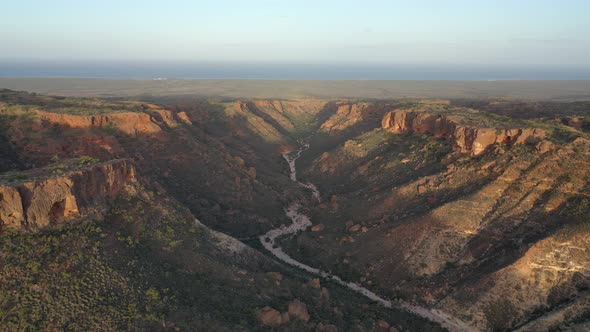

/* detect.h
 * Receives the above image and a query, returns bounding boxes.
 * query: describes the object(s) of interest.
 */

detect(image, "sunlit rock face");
[0,159,135,231]
[382,109,546,155]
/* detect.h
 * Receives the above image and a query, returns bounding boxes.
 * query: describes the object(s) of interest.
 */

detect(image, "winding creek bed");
[259,143,475,332]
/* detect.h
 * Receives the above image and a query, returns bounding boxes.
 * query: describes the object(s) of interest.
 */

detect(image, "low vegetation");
[1,89,590,330]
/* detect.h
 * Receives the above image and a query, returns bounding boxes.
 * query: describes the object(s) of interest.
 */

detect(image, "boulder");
[257,306,283,326]
[311,223,325,232]
[349,224,362,232]
[288,300,310,322]
[267,272,283,281]
[308,278,321,289]
[339,236,355,244]
[536,140,555,154]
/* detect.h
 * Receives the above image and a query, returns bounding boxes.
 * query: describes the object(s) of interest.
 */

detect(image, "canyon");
[262,143,474,332]
[0,89,589,331]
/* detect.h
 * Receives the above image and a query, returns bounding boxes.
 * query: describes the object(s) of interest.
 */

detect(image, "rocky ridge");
[382,109,547,155]
[0,159,135,231]
[34,106,187,137]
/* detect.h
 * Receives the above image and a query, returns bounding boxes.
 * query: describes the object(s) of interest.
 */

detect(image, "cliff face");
[0,159,135,231]
[382,110,546,155]
[35,110,175,137]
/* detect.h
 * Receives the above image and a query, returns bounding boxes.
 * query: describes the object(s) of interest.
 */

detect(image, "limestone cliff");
[382,109,546,155]
[35,110,176,137]
[0,159,135,231]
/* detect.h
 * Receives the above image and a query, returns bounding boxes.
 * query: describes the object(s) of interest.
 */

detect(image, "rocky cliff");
[0,159,135,231]
[382,109,547,155]
[35,109,182,137]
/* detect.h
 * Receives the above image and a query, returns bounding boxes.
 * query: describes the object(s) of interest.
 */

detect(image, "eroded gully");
[259,143,475,332]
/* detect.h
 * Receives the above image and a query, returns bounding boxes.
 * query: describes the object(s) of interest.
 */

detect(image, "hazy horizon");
[2,0,589,77]
[2,61,590,80]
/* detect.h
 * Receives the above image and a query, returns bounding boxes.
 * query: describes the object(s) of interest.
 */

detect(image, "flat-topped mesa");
[0,159,135,232]
[382,109,546,155]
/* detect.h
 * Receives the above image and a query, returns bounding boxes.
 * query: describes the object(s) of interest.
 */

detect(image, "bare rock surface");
[382,109,546,155]
[0,159,135,230]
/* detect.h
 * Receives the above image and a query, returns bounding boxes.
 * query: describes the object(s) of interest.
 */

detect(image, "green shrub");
[79,156,100,166]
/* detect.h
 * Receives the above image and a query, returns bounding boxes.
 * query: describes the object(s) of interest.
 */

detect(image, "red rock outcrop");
[320,102,369,133]
[288,300,310,322]
[36,110,164,136]
[176,111,192,125]
[257,306,284,326]
[0,186,24,230]
[150,108,179,128]
[0,159,135,231]
[382,110,546,155]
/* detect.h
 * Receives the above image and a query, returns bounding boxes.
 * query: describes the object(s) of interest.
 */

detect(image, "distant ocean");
[1,62,589,80]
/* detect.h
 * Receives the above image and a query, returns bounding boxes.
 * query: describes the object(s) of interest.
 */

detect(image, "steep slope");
[283,100,590,331]
[0,92,305,237]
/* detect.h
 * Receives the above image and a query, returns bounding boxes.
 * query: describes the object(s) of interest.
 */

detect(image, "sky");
[1,0,589,66]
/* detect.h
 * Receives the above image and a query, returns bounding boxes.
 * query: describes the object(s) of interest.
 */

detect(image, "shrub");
[79,156,100,166]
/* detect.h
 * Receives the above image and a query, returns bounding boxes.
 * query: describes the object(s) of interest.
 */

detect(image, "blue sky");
[1,0,589,66]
